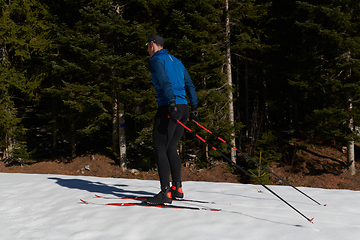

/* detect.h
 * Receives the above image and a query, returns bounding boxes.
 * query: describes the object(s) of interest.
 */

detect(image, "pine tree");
[228,0,270,157]
[294,0,360,175]
[39,0,151,167]
[0,0,51,161]
[155,0,231,160]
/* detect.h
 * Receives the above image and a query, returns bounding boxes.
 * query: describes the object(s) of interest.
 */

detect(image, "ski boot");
[171,182,184,199]
[147,186,172,204]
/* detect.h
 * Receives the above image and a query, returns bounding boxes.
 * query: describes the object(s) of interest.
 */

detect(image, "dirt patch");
[0,154,241,183]
[1,141,360,190]
[268,141,360,190]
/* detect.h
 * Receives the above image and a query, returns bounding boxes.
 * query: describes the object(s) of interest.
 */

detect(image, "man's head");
[147,34,164,46]
[146,33,164,56]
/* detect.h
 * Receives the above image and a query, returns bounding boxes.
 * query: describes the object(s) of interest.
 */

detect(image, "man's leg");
[153,106,171,189]
[167,105,188,198]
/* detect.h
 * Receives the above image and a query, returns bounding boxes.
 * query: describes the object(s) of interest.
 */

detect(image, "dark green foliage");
[0,0,51,159]
[247,130,283,184]
[1,0,360,176]
[293,0,360,144]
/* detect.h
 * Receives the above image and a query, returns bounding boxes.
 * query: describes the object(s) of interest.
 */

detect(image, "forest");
[1,0,360,177]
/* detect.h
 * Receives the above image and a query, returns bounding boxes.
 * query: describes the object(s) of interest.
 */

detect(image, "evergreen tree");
[40,0,150,162]
[120,0,232,163]
[295,0,360,175]
[0,0,51,161]
[261,0,306,129]
[229,0,270,151]
[156,0,232,159]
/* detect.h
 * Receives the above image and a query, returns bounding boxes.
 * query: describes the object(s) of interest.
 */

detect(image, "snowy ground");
[1,172,359,240]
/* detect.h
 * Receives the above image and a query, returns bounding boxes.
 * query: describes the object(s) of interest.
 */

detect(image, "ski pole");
[177,119,314,223]
[191,120,324,206]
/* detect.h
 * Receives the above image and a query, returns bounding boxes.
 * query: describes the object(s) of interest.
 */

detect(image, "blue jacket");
[149,49,197,107]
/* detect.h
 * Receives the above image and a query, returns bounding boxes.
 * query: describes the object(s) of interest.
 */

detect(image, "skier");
[146,33,198,204]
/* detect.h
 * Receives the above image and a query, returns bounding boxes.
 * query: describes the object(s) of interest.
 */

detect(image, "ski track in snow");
[1,172,359,240]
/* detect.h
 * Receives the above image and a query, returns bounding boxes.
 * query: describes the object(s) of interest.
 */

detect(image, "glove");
[169,100,178,123]
[189,104,199,122]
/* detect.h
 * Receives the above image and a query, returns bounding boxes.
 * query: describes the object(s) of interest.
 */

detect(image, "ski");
[94,194,231,205]
[80,199,221,211]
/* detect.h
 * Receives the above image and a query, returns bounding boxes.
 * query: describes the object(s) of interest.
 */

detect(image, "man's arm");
[184,69,197,106]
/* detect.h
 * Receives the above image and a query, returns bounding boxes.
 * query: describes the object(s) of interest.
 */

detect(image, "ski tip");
[95,194,101,198]
[309,218,314,223]
[209,208,221,211]
[80,199,87,204]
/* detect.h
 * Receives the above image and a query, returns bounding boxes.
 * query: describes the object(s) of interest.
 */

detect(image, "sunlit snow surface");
[1,172,359,240]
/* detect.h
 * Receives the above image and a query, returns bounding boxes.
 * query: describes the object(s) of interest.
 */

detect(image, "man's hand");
[169,100,178,123]
[190,104,199,122]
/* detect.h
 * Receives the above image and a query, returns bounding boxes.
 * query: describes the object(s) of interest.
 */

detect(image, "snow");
[1,172,359,240]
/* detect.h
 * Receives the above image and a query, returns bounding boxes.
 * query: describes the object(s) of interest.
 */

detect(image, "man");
[146,33,198,204]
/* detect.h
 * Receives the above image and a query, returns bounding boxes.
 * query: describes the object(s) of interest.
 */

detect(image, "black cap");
[146,34,164,46]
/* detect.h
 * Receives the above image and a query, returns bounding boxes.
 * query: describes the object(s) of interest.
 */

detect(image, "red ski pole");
[191,120,324,206]
[177,120,314,223]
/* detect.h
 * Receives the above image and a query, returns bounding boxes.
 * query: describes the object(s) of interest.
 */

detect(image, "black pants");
[153,104,188,189]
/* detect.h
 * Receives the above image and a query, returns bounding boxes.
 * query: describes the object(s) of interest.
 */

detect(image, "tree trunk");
[70,123,76,158]
[52,118,57,155]
[225,0,236,162]
[112,93,119,154]
[346,51,355,175]
[347,92,356,175]
[245,59,249,140]
[112,92,127,170]
[4,134,14,160]
[118,101,127,170]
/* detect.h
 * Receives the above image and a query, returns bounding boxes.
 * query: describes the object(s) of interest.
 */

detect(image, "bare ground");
[1,140,360,191]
